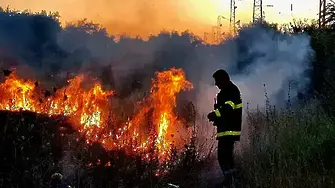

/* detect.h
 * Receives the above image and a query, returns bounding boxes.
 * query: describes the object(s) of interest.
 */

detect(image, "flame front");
[150,68,193,160]
[0,73,39,112]
[0,68,193,163]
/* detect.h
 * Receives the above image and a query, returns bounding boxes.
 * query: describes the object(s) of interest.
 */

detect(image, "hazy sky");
[0,0,319,38]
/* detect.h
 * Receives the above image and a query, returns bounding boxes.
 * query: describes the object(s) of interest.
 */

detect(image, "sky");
[0,0,319,39]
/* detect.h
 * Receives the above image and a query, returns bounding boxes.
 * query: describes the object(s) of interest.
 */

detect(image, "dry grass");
[236,97,335,188]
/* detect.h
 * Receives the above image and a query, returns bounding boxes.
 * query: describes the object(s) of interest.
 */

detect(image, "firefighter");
[207,69,242,187]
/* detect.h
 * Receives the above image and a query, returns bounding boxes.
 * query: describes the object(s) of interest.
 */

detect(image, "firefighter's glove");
[207,111,216,122]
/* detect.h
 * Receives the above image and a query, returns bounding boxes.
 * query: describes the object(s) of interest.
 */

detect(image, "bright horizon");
[0,0,319,39]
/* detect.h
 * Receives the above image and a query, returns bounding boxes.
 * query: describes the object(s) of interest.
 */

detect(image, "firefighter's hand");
[207,111,216,122]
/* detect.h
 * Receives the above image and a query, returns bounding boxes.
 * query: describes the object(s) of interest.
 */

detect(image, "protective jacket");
[213,81,242,140]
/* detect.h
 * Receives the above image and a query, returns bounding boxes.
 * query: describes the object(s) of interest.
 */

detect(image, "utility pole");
[212,26,218,43]
[253,0,263,24]
[230,0,237,35]
[217,15,227,42]
[204,32,209,43]
[217,16,222,42]
[319,0,326,27]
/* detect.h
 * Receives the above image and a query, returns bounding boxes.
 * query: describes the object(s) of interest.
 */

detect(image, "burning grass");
[0,67,210,187]
[0,68,193,160]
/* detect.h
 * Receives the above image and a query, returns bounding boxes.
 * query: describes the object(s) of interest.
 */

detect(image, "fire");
[149,68,193,160]
[0,67,193,163]
[0,73,39,112]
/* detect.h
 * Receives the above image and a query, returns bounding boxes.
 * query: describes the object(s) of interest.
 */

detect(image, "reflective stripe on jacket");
[213,82,242,140]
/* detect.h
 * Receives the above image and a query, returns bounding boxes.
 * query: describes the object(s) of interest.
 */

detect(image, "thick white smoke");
[193,26,313,151]
[195,26,313,115]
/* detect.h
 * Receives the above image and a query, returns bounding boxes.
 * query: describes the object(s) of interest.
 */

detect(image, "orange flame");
[0,68,193,163]
[150,68,193,160]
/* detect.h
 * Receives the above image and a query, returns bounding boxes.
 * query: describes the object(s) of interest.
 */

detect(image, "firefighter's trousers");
[217,138,236,174]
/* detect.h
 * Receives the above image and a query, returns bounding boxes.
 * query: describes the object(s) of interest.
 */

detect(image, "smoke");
[0,9,314,176]
[190,27,313,115]
[232,25,313,108]
[194,26,313,161]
